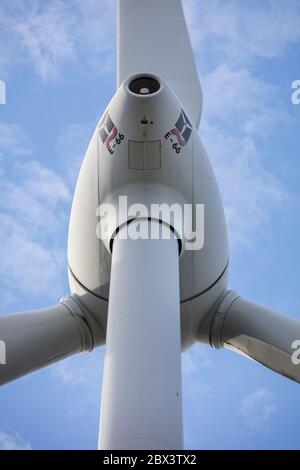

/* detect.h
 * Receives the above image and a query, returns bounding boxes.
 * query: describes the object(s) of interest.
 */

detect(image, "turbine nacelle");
[68,73,229,349]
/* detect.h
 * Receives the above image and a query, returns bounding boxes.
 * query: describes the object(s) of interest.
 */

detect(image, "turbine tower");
[1,0,299,450]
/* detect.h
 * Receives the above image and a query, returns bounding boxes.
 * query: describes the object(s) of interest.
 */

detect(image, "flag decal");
[164,109,192,154]
[99,114,124,155]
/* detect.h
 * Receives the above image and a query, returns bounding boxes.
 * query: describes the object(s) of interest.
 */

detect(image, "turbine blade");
[117,0,203,127]
[0,296,94,385]
[211,291,300,383]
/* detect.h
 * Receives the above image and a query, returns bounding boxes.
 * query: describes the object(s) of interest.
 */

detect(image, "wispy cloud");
[183,0,300,66]
[56,123,95,185]
[182,0,297,249]
[201,65,286,133]
[73,0,116,74]
[14,1,75,81]
[182,345,214,375]
[0,213,65,298]
[201,122,286,249]
[240,388,278,430]
[14,160,70,207]
[200,65,288,249]
[0,124,70,304]
[51,349,104,415]
[0,0,115,81]
[0,123,32,159]
[0,429,32,450]
[52,352,102,388]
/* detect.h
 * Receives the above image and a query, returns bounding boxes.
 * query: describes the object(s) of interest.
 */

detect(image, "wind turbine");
[1,0,299,450]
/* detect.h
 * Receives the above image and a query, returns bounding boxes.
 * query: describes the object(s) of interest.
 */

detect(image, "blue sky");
[0,0,300,450]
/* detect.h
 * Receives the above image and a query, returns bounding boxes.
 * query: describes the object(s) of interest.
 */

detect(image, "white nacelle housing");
[68,74,229,348]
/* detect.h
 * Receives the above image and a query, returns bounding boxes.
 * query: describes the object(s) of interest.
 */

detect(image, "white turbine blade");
[0,296,93,385]
[117,0,203,127]
[211,292,300,383]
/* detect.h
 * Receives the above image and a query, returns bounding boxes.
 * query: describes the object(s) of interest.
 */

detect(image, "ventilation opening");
[129,77,160,95]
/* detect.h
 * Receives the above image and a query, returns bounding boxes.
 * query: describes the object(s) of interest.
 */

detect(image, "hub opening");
[128,76,160,95]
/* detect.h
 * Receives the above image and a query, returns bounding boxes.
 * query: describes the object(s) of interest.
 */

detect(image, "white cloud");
[0,0,115,81]
[51,350,104,413]
[0,429,32,450]
[201,122,286,249]
[0,162,69,237]
[14,1,75,81]
[183,2,294,251]
[0,122,32,159]
[182,344,214,375]
[0,213,66,298]
[14,160,70,207]
[183,0,300,65]
[0,125,70,303]
[240,388,278,430]
[52,352,102,387]
[199,64,288,249]
[201,65,286,133]
[56,123,95,185]
[1,0,299,80]
[73,0,116,74]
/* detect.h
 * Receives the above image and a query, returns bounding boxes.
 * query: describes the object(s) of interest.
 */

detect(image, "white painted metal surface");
[211,292,300,383]
[117,0,203,128]
[99,220,183,450]
[0,298,92,385]
[68,73,229,341]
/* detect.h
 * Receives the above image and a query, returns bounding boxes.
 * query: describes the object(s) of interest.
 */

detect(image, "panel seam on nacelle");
[68,258,229,305]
